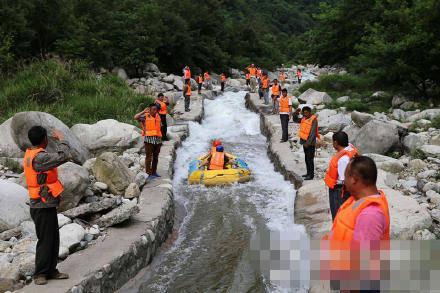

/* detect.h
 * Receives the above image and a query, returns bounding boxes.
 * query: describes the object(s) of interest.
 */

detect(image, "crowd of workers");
[22,63,388,291]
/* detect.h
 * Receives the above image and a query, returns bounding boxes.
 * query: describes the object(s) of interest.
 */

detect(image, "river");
[120,91,308,292]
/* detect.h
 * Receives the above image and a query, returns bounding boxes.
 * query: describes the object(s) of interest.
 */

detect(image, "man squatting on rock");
[24,126,71,285]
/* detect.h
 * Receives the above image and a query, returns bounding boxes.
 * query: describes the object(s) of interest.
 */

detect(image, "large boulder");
[71,119,142,155]
[364,153,404,174]
[406,109,440,122]
[0,180,30,232]
[143,63,160,73]
[58,162,90,212]
[0,118,23,158]
[229,68,242,79]
[59,223,85,251]
[297,88,332,105]
[112,67,128,81]
[10,112,90,164]
[173,76,184,91]
[402,132,430,152]
[92,152,134,195]
[354,120,399,155]
[351,111,374,127]
[342,124,361,142]
[318,113,352,134]
[420,145,440,158]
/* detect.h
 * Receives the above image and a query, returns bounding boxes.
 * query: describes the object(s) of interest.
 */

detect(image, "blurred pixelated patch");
[249,231,440,291]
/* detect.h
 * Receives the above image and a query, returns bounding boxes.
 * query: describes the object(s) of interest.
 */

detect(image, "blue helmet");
[216,145,224,152]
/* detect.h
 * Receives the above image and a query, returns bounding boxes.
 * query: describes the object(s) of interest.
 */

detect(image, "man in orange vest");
[220,73,227,92]
[24,126,71,285]
[196,73,203,94]
[278,89,292,142]
[323,156,390,291]
[261,73,270,105]
[292,106,319,180]
[183,79,192,112]
[204,71,212,90]
[155,93,170,141]
[134,103,162,177]
[271,79,282,114]
[324,131,360,220]
[183,66,191,82]
[247,64,257,77]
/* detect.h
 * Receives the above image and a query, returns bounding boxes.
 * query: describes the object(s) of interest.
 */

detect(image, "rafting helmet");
[213,139,222,147]
[216,145,224,152]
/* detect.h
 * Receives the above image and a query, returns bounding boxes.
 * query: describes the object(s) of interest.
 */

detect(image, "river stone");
[364,154,405,174]
[59,223,85,251]
[93,182,108,191]
[408,159,427,171]
[0,241,10,253]
[93,200,140,228]
[318,113,352,134]
[12,238,36,254]
[427,190,440,206]
[124,183,140,199]
[19,221,36,239]
[342,124,361,142]
[0,180,30,233]
[62,198,119,218]
[57,162,90,212]
[413,229,436,240]
[420,145,440,158]
[144,63,160,73]
[403,133,430,152]
[0,261,20,290]
[134,172,149,188]
[57,214,72,228]
[10,111,90,164]
[351,111,374,127]
[354,120,399,155]
[406,109,440,122]
[12,252,35,277]
[392,109,408,121]
[297,88,332,105]
[71,119,142,155]
[0,118,24,158]
[429,134,440,146]
[392,95,406,107]
[58,246,69,259]
[337,96,350,103]
[92,152,134,195]
[316,109,337,121]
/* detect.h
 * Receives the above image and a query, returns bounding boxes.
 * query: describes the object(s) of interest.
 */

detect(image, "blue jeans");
[263,90,269,105]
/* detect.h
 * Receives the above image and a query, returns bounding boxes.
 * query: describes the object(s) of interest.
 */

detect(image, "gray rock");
[354,120,399,155]
[10,111,90,164]
[173,76,184,91]
[59,223,85,251]
[420,145,440,158]
[93,200,139,228]
[406,109,440,122]
[423,182,440,193]
[144,63,160,73]
[93,182,108,191]
[371,91,387,98]
[84,233,94,242]
[351,111,374,127]
[392,95,406,107]
[92,152,134,195]
[0,261,20,290]
[57,162,90,212]
[62,198,119,218]
[19,221,36,239]
[365,153,405,174]
[413,229,436,240]
[11,238,36,254]
[418,170,437,179]
[400,101,415,110]
[337,96,350,103]
[58,246,69,259]
[0,180,30,232]
[427,190,440,206]
[0,228,21,242]
[408,159,427,171]
[82,158,96,173]
[112,67,128,80]
[401,179,418,190]
[57,214,72,228]
[318,113,352,134]
[403,133,430,152]
[0,118,23,158]
[0,241,11,253]
[134,172,149,188]
[316,109,337,121]
[297,88,332,105]
[342,124,361,142]
[392,109,408,121]
[124,183,140,199]
[11,253,35,277]
[162,74,175,84]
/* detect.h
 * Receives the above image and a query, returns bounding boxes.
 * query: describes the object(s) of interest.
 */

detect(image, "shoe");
[152,173,161,178]
[301,174,308,178]
[280,139,287,143]
[34,275,48,285]
[304,176,314,180]
[49,271,69,280]
[185,109,190,112]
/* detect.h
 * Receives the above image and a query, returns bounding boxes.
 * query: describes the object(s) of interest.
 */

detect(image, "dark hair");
[347,156,377,186]
[157,93,164,97]
[149,103,158,109]
[302,106,312,113]
[28,126,47,146]
[282,88,288,93]
[273,79,278,82]
[332,131,349,147]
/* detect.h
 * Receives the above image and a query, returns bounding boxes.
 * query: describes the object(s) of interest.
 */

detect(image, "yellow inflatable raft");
[188,153,251,186]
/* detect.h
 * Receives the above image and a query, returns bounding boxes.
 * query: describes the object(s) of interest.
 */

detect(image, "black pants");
[329,185,350,221]
[159,114,167,140]
[280,114,289,141]
[145,143,161,175]
[221,82,225,92]
[198,83,202,93]
[246,79,250,86]
[184,94,190,111]
[30,207,59,277]
[303,145,315,177]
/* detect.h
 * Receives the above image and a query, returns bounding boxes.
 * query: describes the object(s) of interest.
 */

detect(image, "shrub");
[411,148,427,160]
[432,115,440,129]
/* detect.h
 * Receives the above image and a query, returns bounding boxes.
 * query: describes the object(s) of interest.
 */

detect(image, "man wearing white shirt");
[324,131,360,220]
[278,89,292,142]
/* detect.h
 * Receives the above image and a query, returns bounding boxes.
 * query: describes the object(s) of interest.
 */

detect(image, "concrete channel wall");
[19,90,216,293]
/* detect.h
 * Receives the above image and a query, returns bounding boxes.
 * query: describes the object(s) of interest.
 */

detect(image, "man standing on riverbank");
[292,106,319,180]
[196,73,203,94]
[24,126,71,285]
[155,93,169,141]
[261,73,270,105]
[271,79,281,114]
[324,131,359,220]
[278,89,292,142]
[183,80,192,112]
[204,71,212,90]
[221,73,227,92]
[135,104,162,178]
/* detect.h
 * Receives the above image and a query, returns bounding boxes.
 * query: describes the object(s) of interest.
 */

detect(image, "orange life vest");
[249,67,257,76]
[185,83,191,96]
[245,73,250,80]
[279,95,291,113]
[324,145,360,189]
[211,147,217,154]
[197,76,203,84]
[184,68,191,79]
[262,77,269,89]
[204,72,211,80]
[272,84,281,96]
[23,148,64,201]
[209,152,225,170]
[155,99,167,115]
[141,114,162,137]
[298,114,319,141]
[221,74,226,82]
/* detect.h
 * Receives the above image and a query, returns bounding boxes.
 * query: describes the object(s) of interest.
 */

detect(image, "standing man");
[155,93,170,141]
[135,104,162,178]
[292,106,319,180]
[183,66,191,82]
[220,73,227,92]
[245,71,251,87]
[196,73,203,94]
[247,64,257,77]
[278,89,292,142]
[324,132,360,220]
[261,73,270,105]
[271,79,282,114]
[204,71,212,90]
[183,80,192,112]
[296,68,302,84]
[24,126,71,285]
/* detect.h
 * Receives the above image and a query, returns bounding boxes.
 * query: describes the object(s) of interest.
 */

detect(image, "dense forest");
[0,0,439,99]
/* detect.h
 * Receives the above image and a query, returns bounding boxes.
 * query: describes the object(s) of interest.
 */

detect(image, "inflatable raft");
[188,153,251,186]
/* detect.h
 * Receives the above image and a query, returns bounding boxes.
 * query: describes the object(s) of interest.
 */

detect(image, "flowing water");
[120,91,308,293]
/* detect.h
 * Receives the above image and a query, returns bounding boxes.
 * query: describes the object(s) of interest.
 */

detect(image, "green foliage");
[0,59,152,126]
[432,116,440,129]
[411,148,427,160]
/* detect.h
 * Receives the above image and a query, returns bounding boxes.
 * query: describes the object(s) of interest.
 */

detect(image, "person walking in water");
[196,73,203,94]
[261,73,270,105]
[221,73,227,92]
[271,79,282,114]
[292,106,319,180]
[296,68,302,84]
[24,126,71,285]
[278,89,292,143]
[183,79,192,112]
[324,131,360,220]
[155,93,170,141]
[135,104,162,178]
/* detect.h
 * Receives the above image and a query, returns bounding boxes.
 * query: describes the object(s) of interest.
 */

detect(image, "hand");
[144,108,150,113]
[51,129,64,141]
[295,108,301,114]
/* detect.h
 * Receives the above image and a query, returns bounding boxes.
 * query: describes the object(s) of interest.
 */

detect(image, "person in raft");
[201,145,234,170]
